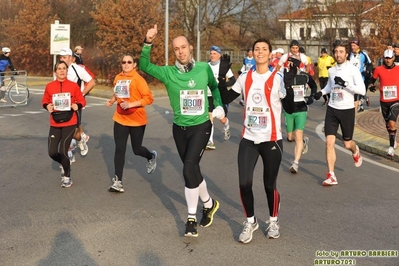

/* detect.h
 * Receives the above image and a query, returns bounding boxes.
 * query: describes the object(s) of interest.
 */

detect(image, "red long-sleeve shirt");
[42,79,86,127]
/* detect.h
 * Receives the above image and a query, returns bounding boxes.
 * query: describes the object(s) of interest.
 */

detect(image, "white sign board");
[50,23,70,55]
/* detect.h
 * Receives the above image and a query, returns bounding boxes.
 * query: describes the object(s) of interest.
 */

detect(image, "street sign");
[50,21,70,55]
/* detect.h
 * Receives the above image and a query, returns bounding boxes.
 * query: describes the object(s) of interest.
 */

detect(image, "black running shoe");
[200,199,220,227]
[184,218,198,237]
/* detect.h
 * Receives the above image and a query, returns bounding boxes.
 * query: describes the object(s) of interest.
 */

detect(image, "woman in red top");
[106,55,156,193]
[42,61,86,188]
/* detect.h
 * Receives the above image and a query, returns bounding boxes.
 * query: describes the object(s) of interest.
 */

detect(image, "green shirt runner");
[139,45,224,127]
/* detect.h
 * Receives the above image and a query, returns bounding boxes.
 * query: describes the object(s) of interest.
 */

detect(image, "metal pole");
[165,0,169,65]
[197,3,201,61]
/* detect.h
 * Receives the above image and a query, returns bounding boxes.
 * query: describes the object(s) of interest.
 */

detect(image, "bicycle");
[1,75,29,104]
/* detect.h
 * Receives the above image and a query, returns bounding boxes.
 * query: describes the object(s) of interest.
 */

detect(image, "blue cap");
[210,45,222,54]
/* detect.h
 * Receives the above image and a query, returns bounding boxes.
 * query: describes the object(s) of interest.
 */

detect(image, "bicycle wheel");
[8,84,29,104]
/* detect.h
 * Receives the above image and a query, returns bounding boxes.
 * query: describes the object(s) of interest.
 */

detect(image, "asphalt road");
[0,87,398,266]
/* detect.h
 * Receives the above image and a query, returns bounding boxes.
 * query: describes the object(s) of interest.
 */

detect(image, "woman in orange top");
[106,55,156,192]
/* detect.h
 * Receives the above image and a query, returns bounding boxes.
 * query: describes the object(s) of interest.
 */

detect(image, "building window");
[307,27,311,38]
[300,28,305,38]
[370,28,375,35]
[338,28,348,38]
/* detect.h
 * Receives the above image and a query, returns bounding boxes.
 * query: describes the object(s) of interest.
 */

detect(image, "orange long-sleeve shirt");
[112,69,154,126]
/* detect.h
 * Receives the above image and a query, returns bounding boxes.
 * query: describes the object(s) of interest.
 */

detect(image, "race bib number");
[52,93,71,111]
[382,86,397,100]
[331,87,344,103]
[292,84,305,102]
[180,90,205,115]
[246,106,270,132]
[114,80,131,98]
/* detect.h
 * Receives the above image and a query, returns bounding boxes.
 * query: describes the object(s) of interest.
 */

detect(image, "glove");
[283,66,297,88]
[306,96,314,105]
[368,85,376,93]
[334,76,347,87]
[219,54,232,79]
[314,91,322,100]
[212,106,225,120]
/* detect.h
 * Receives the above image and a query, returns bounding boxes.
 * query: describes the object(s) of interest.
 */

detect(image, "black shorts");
[324,106,355,141]
[381,101,399,122]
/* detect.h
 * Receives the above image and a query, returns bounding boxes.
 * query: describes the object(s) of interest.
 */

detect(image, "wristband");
[143,38,153,45]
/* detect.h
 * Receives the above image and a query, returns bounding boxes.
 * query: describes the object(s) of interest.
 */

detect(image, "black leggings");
[48,125,75,177]
[172,120,212,188]
[238,138,283,218]
[114,121,152,179]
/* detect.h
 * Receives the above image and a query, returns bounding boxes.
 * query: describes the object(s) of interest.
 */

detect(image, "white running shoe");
[289,162,298,174]
[223,128,231,140]
[109,176,124,192]
[206,141,216,150]
[302,137,309,154]
[352,145,362,167]
[323,173,338,186]
[146,150,157,174]
[387,146,395,157]
[79,133,89,156]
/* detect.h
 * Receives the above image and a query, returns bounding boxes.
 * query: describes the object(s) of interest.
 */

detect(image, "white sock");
[185,186,199,220]
[270,216,278,222]
[209,124,214,143]
[223,118,230,131]
[247,216,255,224]
[198,180,212,208]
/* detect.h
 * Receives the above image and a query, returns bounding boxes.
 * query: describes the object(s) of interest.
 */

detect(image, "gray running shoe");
[146,150,157,174]
[289,162,298,174]
[109,176,124,192]
[61,176,73,188]
[223,128,231,140]
[239,220,259,244]
[302,137,309,154]
[266,219,280,239]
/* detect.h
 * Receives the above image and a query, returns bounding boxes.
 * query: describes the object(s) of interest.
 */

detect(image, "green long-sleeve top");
[139,45,223,127]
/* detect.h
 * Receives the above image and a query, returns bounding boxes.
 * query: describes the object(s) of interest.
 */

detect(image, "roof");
[279,1,381,21]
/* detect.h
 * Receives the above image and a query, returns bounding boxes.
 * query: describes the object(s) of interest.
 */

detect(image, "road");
[0,87,398,266]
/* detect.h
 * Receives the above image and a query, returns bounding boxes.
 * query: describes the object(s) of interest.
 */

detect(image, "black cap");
[321,48,327,53]
[350,38,360,46]
[290,40,300,47]
[393,43,399,48]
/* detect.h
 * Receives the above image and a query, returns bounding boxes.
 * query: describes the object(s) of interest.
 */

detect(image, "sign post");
[50,20,70,71]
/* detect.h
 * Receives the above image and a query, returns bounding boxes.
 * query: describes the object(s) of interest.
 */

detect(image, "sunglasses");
[121,61,133,64]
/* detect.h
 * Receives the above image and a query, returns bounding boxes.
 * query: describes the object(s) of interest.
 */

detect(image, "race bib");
[331,87,344,103]
[114,80,131,98]
[52,93,71,111]
[292,84,305,102]
[382,85,397,100]
[246,106,270,132]
[180,90,205,115]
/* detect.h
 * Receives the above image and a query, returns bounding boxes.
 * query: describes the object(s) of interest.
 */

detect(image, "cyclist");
[0,47,17,103]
